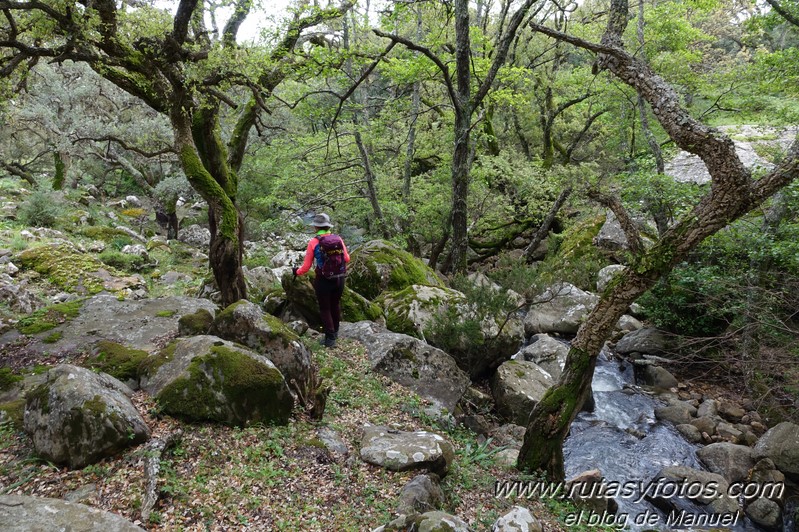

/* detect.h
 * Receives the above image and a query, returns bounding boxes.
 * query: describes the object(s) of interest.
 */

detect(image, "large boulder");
[243,266,280,303]
[615,327,673,356]
[178,224,211,247]
[210,300,311,383]
[347,240,443,300]
[492,506,543,532]
[376,284,524,378]
[339,322,469,412]
[754,422,799,478]
[696,442,756,483]
[596,264,626,293]
[360,425,455,476]
[23,365,150,469]
[523,283,599,335]
[140,335,293,426]
[281,273,383,328]
[491,360,554,426]
[0,494,144,531]
[512,334,569,380]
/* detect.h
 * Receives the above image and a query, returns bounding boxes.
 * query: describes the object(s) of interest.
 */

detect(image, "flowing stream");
[562,348,770,531]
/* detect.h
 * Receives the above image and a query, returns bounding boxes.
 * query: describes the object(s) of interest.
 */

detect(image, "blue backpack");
[314,234,347,279]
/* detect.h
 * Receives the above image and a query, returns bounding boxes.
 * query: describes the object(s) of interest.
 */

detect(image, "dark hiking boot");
[322,332,336,348]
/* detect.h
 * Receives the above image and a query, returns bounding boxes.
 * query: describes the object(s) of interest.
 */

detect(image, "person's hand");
[292,267,298,278]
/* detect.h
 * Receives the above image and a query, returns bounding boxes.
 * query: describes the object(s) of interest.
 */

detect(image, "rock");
[210,300,311,383]
[375,285,523,378]
[23,365,150,469]
[124,195,142,207]
[490,424,527,449]
[158,271,190,285]
[523,283,599,335]
[491,360,554,426]
[360,425,455,476]
[638,365,678,390]
[270,249,304,268]
[339,322,470,413]
[409,511,471,532]
[458,414,493,436]
[717,400,746,423]
[83,340,150,390]
[567,469,613,514]
[597,264,626,293]
[0,494,144,531]
[512,334,568,380]
[594,211,630,251]
[754,422,799,478]
[696,442,755,483]
[675,424,703,444]
[615,327,672,356]
[316,426,349,462]
[121,244,149,260]
[616,314,643,333]
[749,459,786,503]
[653,466,738,515]
[495,449,520,469]
[0,273,41,314]
[745,497,782,530]
[140,335,293,426]
[492,506,543,532]
[716,422,744,443]
[177,308,214,336]
[346,240,444,301]
[691,415,720,437]
[654,401,695,425]
[697,399,718,418]
[396,474,445,516]
[243,266,279,302]
[178,224,211,247]
[467,272,526,307]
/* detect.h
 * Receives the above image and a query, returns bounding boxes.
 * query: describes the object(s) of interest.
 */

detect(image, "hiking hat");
[310,213,333,228]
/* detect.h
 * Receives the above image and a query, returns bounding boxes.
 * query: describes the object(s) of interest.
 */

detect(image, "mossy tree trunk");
[518,0,799,481]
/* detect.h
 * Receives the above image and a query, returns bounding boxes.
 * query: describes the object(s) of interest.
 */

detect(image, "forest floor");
[0,337,592,531]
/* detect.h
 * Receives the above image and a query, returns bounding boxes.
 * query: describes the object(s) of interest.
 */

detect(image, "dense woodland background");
[2,0,799,489]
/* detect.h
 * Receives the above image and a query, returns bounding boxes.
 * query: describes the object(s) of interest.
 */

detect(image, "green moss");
[156,310,178,318]
[348,240,443,300]
[139,341,178,379]
[43,331,62,343]
[83,395,107,415]
[340,288,383,323]
[0,368,22,391]
[80,226,134,242]
[0,399,25,428]
[540,215,609,291]
[156,345,291,426]
[86,340,149,382]
[17,300,84,335]
[26,383,51,415]
[17,244,117,294]
[178,309,214,335]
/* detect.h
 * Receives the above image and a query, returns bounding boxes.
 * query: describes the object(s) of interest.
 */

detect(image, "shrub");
[17,189,65,228]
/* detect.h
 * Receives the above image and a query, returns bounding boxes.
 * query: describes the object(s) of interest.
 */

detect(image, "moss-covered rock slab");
[16,243,144,294]
[347,240,443,300]
[83,340,149,389]
[23,365,150,469]
[211,300,310,383]
[178,308,214,336]
[140,335,293,426]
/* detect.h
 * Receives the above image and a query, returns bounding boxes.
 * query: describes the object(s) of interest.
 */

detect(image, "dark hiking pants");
[314,276,345,333]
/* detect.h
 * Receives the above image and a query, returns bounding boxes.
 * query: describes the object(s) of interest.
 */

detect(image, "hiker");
[292,213,350,348]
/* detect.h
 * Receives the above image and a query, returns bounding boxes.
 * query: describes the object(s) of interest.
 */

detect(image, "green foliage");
[17,189,65,228]
[98,249,149,271]
[0,367,22,391]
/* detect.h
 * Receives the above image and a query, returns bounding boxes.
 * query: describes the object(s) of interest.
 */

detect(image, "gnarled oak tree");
[0,0,352,306]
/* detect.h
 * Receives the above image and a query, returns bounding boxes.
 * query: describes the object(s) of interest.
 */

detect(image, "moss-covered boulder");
[178,308,214,336]
[210,300,311,383]
[83,340,149,389]
[491,360,554,426]
[281,272,383,329]
[16,243,144,294]
[244,266,280,304]
[23,365,150,469]
[140,336,293,426]
[376,285,525,378]
[347,240,443,300]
